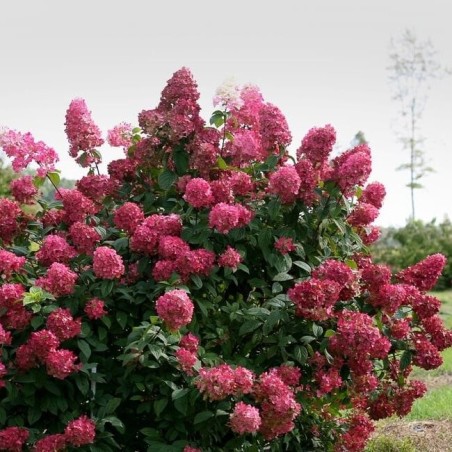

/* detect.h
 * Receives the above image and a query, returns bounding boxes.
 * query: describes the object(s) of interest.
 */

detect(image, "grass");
[406,386,452,420]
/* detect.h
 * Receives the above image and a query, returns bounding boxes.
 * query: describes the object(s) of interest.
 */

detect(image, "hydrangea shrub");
[0,68,451,451]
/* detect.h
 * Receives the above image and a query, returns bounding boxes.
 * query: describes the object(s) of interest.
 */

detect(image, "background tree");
[388,29,449,220]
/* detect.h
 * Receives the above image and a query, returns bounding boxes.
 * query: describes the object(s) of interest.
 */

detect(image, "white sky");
[1,0,451,227]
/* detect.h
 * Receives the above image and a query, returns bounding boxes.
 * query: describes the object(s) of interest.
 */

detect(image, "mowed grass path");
[366,290,452,451]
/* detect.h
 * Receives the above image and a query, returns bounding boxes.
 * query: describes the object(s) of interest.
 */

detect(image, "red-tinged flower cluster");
[258,103,292,151]
[46,349,81,379]
[218,246,242,269]
[131,213,182,255]
[332,144,372,196]
[107,122,133,148]
[329,312,391,375]
[296,124,336,166]
[76,174,117,202]
[347,202,379,227]
[268,166,301,204]
[0,324,12,346]
[0,128,59,176]
[208,202,252,234]
[46,308,81,341]
[422,315,452,350]
[155,289,194,331]
[254,370,301,440]
[69,222,101,255]
[183,447,202,452]
[336,413,374,452]
[36,263,78,297]
[183,178,214,208]
[412,333,443,370]
[312,259,355,291]
[65,98,104,165]
[64,415,96,447]
[56,188,98,225]
[158,236,190,260]
[114,202,145,234]
[0,283,31,330]
[288,278,341,321]
[84,298,107,320]
[10,175,38,204]
[315,367,343,396]
[369,283,407,315]
[92,246,125,280]
[360,181,386,209]
[196,364,255,401]
[229,402,262,435]
[33,433,67,451]
[36,234,77,267]
[0,250,26,278]
[0,198,21,243]
[0,426,29,452]
[397,253,447,292]
[176,333,200,375]
[274,237,296,254]
[176,348,197,375]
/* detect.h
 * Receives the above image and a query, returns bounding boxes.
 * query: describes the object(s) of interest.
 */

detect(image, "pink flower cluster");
[65,98,104,165]
[332,144,372,196]
[57,188,98,225]
[107,122,133,148]
[46,308,81,341]
[15,329,80,379]
[114,202,145,234]
[69,222,101,255]
[329,311,391,375]
[360,181,386,209]
[254,370,301,440]
[36,235,77,267]
[176,333,199,375]
[0,250,26,278]
[76,174,117,202]
[397,253,447,292]
[296,124,336,166]
[208,203,252,234]
[0,283,31,330]
[0,128,59,176]
[10,175,38,204]
[196,364,254,401]
[131,213,182,255]
[0,198,21,243]
[92,246,125,280]
[36,263,78,297]
[183,178,214,208]
[336,413,375,452]
[84,298,107,320]
[218,246,242,269]
[0,426,29,451]
[229,402,261,435]
[268,166,301,204]
[288,278,341,321]
[155,289,194,331]
[274,237,296,255]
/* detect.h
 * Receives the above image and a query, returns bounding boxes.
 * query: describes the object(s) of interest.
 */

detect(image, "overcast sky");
[1,0,451,226]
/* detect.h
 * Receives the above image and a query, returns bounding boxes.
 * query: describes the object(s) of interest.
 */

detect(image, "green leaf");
[112,237,129,252]
[293,261,311,273]
[154,398,168,417]
[105,397,121,415]
[100,280,115,298]
[400,350,413,370]
[239,320,261,336]
[312,324,323,337]
[116,311,128,329]
[273,272,293,282]
[77,339,91,360]
[216,156,229,170]
[172,388,190,400]
[293,345,308,364]
[194,411,214,424]
[173,147,189,175]
[263,310,281,335]
[47,170,61,187]
[102,416,125,433]
[158,169,177,190]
